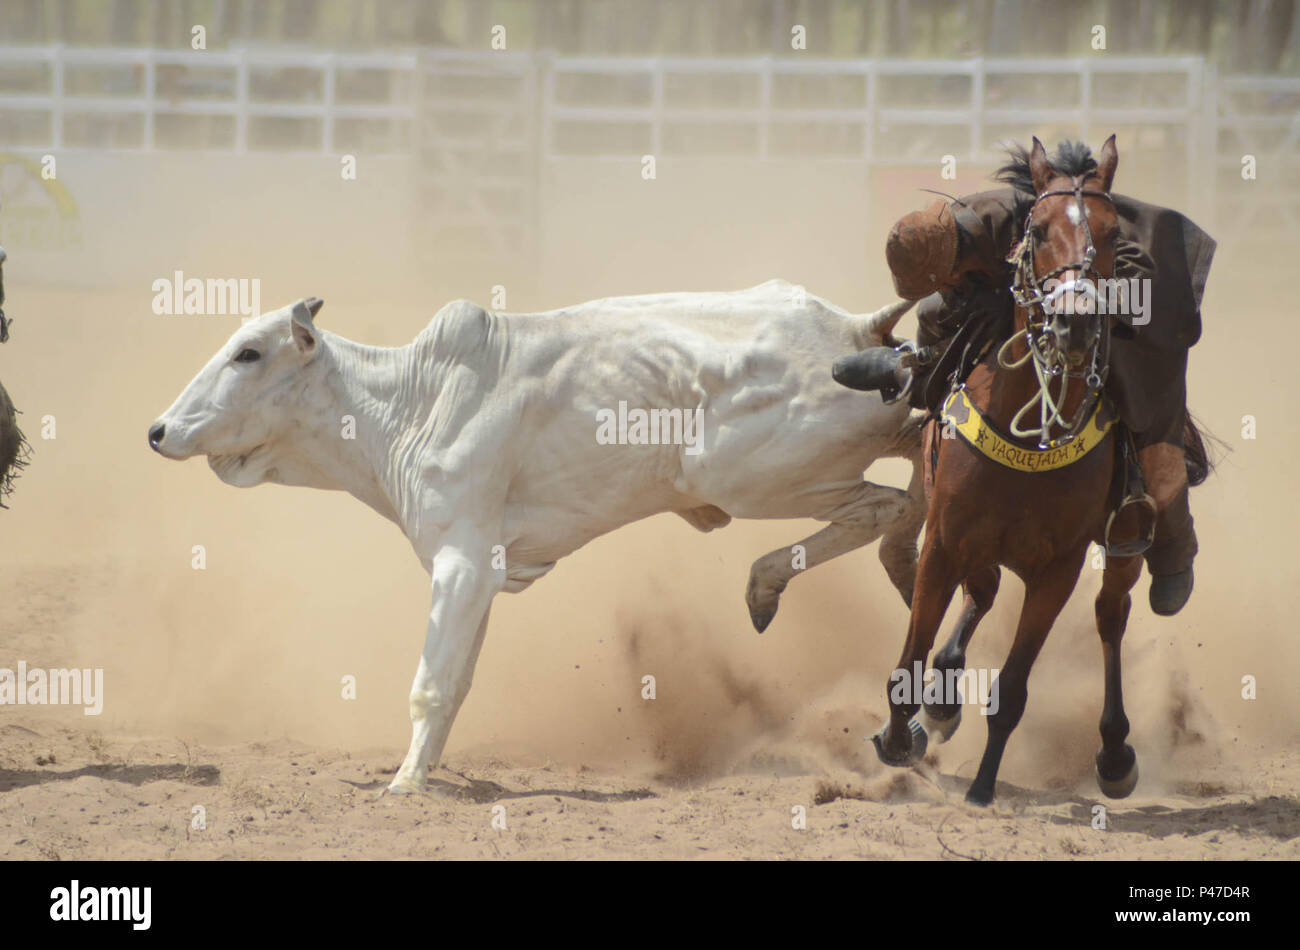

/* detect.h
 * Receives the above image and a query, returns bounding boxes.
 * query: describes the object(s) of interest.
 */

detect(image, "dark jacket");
[916,188,1215,444]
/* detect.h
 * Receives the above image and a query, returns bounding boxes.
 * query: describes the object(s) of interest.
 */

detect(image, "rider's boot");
[832,343,936,407]
[831,346,911,401]
[1139,440,1197,616]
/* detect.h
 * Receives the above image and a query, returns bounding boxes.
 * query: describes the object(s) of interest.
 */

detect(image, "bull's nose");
[148,422,165,451]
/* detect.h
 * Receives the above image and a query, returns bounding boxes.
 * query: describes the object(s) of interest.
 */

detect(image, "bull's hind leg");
[1094,553,1143,798]
[745,480,912,632]
[920,565,1001,742]
[966,555,1082,806]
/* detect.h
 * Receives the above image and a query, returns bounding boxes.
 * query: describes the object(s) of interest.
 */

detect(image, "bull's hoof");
[1096,746,1140,799]
[747,601,777,634]
[920,701,962,743]
[870,718,928,767]
[385,775,428,796]
[745,571,784,634]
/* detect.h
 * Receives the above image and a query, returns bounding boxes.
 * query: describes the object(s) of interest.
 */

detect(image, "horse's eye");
[233,348,261,363]
[1030,225,1046,243]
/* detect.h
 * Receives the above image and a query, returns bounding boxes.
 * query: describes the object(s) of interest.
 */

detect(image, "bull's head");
[148,297,325,487]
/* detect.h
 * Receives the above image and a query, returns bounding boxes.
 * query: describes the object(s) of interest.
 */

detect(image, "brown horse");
[871,135,1149,806]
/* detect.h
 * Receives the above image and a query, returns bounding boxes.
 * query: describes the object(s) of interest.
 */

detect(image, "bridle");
[1000,174,1115,449]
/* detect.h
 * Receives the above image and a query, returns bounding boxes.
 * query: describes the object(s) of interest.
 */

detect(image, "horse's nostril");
[148,422,165,449]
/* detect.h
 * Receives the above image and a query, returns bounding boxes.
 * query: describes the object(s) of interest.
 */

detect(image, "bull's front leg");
[389,534,501,794]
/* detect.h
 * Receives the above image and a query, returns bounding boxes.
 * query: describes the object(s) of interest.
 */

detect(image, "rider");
[837,142,1214,617]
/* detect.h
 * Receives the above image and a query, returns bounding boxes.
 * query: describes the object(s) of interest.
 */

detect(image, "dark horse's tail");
[0,378,29,507]
[1184,410,1221,487]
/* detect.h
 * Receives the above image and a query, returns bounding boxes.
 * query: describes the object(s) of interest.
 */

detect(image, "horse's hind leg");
[967,556,1081,806]
[921,565,1001,742]
[1094,553,1144,798]
[878,456,927,608]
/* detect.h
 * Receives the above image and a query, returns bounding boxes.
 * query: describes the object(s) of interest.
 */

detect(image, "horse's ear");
[1028,137,1052,194]
[1095,134,1118,192]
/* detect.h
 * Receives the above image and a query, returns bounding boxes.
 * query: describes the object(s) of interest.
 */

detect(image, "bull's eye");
[233,348,261,364]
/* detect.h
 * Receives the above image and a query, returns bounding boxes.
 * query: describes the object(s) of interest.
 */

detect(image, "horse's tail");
[851,298,916,348]
[0,379,30,508]
[1184,410,1223,487]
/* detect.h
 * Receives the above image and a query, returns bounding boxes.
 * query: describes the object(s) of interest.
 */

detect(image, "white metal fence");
[1,45,1297,246]
[0,45,418,153]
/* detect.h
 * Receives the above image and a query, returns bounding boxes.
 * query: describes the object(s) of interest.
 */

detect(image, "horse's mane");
[994,140,1098,194]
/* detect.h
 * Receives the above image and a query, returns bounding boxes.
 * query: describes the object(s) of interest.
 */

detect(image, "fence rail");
[2,46,1298,245]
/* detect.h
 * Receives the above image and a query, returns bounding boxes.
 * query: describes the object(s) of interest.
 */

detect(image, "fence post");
[51,44,65,149]
[650,57,663,159]
[143,50,156,150]
[235,47,248,152]
[322,53,336,153]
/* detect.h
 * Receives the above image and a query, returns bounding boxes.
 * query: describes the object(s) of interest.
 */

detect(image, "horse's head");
[1017,134,1119,368]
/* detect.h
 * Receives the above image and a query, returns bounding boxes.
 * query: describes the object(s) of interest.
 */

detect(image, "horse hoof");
[920,702,962,743]
[870,718,928,767]
[964,784,994,807]
[1096,750,1140,799]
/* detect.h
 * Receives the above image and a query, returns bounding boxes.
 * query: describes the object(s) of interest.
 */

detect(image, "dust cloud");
[0,147,1295,803]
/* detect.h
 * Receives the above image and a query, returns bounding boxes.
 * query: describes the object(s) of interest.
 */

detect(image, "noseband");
[1001,175,1115,449]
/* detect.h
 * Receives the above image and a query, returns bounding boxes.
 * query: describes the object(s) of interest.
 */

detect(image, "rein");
[1000,176,1114,449]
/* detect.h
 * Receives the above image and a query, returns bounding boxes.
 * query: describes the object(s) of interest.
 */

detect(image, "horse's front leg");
[966,553,1082,806]
[873,533,960,766]
[389,531,502,795]
[921,564,1001,742]
[1094,552,1143,798]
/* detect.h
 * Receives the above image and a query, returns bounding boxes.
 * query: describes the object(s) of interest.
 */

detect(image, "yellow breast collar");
[939,387,1115,473]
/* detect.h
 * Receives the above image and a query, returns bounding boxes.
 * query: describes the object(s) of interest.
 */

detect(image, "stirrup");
[881,341,922,405]
[1104,491,1157,559]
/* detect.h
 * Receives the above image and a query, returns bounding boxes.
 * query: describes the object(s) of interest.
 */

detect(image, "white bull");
[149,281,923,793]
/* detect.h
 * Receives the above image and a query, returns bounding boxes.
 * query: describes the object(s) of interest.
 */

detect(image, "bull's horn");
[864,299,916,339]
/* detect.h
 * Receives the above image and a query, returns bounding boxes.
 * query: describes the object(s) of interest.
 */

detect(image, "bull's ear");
[1095,134,1118,192]
[290,300,317,353]
[1028,136,1053,194]
[304,296,324,318]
